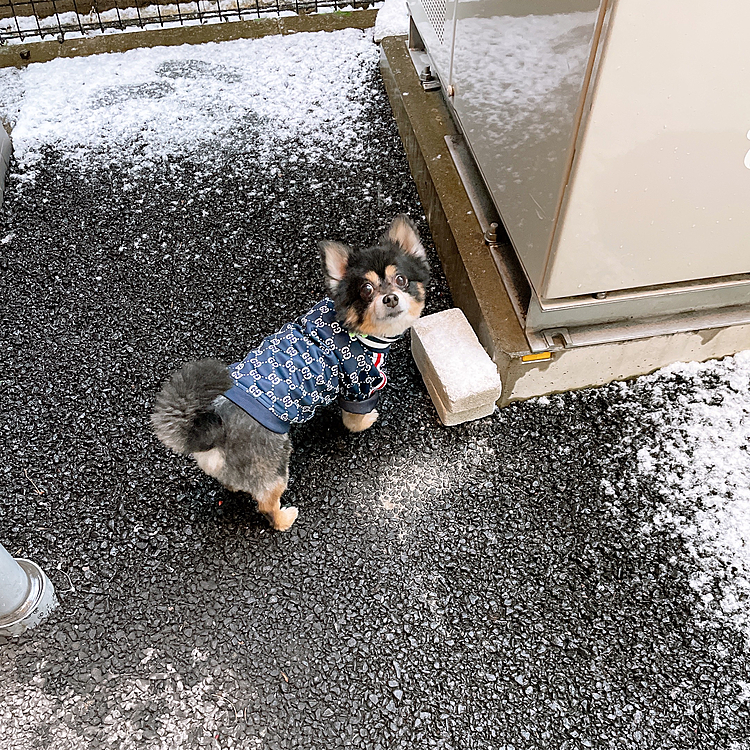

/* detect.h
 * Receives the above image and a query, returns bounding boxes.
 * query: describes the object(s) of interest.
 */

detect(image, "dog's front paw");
[273,506,299,531]
[342,409,379,433]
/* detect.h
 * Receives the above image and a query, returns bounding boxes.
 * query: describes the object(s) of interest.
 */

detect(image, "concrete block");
[411,308,502,425]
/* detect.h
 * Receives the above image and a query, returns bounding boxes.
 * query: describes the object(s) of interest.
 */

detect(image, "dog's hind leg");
[193,447,225,478]
[342,409,379,432]
[214,400,297,529]
[256,478,298,531]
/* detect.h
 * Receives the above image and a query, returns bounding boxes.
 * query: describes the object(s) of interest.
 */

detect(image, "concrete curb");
[0,9,378,68]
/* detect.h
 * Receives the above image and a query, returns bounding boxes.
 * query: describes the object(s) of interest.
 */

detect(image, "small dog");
[151,215,430,531]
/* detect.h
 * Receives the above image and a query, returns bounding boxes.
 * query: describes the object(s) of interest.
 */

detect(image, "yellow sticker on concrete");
[521,352,553,363]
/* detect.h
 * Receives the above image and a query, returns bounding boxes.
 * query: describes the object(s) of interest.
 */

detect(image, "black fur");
[151,359,231,455]
[187,411,225,453]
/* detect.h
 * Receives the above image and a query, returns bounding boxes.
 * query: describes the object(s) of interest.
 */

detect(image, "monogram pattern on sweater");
[226,298,392,428]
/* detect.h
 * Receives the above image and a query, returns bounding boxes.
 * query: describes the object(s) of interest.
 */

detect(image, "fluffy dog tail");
[151,359,232,455]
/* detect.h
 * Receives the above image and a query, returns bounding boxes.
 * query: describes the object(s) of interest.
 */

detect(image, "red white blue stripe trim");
[372,352,387,392]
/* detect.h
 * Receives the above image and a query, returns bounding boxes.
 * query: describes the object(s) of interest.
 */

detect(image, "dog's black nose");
[382,294,399,309]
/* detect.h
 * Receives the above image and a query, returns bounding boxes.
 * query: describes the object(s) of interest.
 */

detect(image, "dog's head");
[319,215,431,338]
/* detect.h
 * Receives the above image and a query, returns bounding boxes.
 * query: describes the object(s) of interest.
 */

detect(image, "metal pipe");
[0,543,30,614]
[0,542,58,637]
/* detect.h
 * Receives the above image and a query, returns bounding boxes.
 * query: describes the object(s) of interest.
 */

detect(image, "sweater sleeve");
[338,349,388,414]
[338,392,380,414]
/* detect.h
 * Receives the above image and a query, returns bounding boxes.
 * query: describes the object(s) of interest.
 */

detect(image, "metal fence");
[0,0,374,44]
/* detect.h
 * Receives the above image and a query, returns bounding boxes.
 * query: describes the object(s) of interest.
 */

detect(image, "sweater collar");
[351,332,401,350]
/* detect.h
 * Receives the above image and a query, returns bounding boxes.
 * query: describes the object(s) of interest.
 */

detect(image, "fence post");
[0,543,58,637]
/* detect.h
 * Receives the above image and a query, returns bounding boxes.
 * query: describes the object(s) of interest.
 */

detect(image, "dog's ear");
[385,215,426,260]
[319,241,351,291]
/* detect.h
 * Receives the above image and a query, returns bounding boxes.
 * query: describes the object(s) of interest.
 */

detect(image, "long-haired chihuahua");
[151,215,430,530]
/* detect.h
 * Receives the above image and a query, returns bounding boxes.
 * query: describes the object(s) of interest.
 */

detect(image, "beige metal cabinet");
[408,0,750,347]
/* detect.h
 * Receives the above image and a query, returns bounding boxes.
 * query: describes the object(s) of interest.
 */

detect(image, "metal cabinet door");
[449,0,607,295]
[407,0,457,84]
[546,0,750,299]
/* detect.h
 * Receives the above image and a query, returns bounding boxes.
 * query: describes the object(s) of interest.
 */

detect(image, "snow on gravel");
[634,352,750,646]
[1,26,749,744]
[1,23,748,647]
[2,25,749,644]
[0,28,379,183]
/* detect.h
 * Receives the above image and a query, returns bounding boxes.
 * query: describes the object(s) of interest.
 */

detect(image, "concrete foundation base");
[380,35,750,405]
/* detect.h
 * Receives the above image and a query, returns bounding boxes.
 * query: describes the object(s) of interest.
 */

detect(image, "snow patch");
[637,352,750,646]
[374,0,409,42]
[0,28,379,183]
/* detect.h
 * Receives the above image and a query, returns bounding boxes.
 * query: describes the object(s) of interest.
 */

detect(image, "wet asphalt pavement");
[1,38,749,750]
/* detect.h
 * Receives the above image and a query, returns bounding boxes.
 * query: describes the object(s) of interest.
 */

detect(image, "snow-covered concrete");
[373,0,409,42]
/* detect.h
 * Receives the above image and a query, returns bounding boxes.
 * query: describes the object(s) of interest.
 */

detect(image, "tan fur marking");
[408,283,426,318]
[384,264,397,279]
[364,270,380,285]
[387,217,424,258]
[342,409,379,432]
[355,304,381,335]
[344,307,360,329]
[256,479,298,531]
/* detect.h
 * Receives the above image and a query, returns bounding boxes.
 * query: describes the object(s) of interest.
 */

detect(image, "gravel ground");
[1,28,749,750]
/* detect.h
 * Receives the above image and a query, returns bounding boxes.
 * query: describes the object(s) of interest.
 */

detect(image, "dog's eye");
[394,274,408,289]
[360,282,375,300]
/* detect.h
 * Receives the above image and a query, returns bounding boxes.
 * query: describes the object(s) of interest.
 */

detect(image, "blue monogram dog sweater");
[224,298,397,434]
